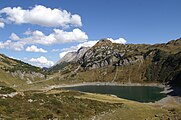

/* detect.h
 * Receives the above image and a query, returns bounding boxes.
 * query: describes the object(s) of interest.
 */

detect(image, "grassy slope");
[0,69,26,87]
[0,54,47,90]
[0,54,43,73]
[1,89,180,119]
[0,90,123,119]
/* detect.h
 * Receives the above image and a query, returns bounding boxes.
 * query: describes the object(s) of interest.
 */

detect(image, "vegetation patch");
[0,86,16,94]
[0,90,124,119]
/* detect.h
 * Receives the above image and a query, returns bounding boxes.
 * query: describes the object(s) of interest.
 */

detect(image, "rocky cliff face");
[57,47,90,64]
[80,39,146,69]
[58,52,78,63]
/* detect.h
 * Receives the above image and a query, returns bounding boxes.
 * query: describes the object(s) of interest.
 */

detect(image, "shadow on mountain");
[167,73,181,96]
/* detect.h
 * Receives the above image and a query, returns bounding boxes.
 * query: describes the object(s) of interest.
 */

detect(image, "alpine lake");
[61,85,167,102]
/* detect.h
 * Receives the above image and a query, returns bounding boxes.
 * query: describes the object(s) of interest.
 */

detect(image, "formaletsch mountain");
[50,38,181,88]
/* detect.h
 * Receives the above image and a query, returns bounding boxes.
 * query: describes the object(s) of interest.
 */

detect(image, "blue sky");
[0,0,181,67]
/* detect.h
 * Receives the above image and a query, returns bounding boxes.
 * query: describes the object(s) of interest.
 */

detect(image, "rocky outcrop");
[56,47,90,64]
[50,47,90,72]
[58,52,77,63]
[81,39,144,69]
[11,70,45,81]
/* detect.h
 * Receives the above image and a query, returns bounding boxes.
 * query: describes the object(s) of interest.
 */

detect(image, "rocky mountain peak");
[77,46,89,54]
[56,47,90,65]
[94,39,112,47]
[81,40,128,69]
[57,52,77,64]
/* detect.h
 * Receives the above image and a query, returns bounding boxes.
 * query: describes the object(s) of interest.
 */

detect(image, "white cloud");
[0,5,82,27]
[12,28,88,45]
[51,49,59,52]
[0,41,9,49]
[9,33,20,40]
[59,38,126,58]
[10,41,25,51]
[77,40,98,48]
[52,29,88,44]
[29,56,54,67]
[107,38,127,44]
[0,28,88,51]
[0,40,25,51]
[59,51,70,58]
[26,45,47,53]
[0,22,4,28]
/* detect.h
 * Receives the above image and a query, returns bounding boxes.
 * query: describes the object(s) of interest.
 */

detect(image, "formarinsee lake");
[61,85,166,102]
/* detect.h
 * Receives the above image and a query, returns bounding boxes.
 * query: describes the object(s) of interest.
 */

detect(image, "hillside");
[0,54,46,88]
[0,88,180,119]
[50,38,181,88]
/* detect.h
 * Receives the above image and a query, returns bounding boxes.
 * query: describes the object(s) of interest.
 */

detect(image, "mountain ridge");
[51,38,181,88]
[0,38,181,90]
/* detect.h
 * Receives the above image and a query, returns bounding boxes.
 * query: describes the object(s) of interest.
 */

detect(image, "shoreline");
[44,82,165,91]
[51,82,181,104]
[25,82,181,106]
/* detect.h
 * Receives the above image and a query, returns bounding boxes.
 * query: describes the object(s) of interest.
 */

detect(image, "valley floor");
[1,82,181,119]
[46,89,181,120]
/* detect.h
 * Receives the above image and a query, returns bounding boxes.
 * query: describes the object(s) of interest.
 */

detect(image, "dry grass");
[0,69,26,87]
[72,91,181,120]
[45,89,181,120]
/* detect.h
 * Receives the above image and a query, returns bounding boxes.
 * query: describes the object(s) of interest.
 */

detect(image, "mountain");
[49,47,90,72]
[0,38,181,90]
[57,47,90,64]
[80,39,149,69]
[52,38,181,87]
[0,54,46,88]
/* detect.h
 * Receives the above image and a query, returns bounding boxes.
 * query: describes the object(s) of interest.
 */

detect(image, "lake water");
[61,85,166,102]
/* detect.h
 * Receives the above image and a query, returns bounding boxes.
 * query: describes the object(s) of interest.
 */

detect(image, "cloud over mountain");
[18,28,88,45]
[29,56,54,67]
[26,45,47,53]
[0,28,88,51]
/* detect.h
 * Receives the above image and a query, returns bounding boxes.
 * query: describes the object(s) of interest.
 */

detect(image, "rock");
[58,52,77,64]
[11,70,44,81]
[80,39,144,69]
[56,47,90,64]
